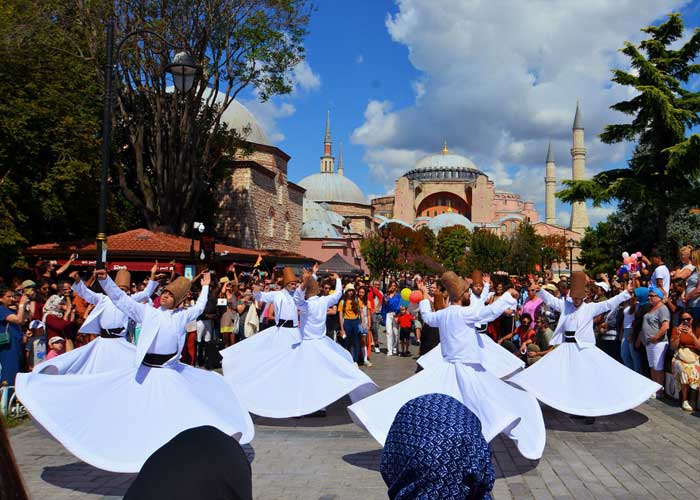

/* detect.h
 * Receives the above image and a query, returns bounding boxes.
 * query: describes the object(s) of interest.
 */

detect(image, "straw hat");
[164,277,191,306]
[441,272,468,301]
[570,271,587,299]
[114,270,131,289]
[282,267,298,286]
[304,276,320,299]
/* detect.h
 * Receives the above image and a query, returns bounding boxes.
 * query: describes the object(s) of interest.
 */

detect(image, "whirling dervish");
[16,270,254,473]
[417,271,524,379]
[348,273,546,460]
[34,265,158,375]
[221,269,377,418]
[508,272,661,421]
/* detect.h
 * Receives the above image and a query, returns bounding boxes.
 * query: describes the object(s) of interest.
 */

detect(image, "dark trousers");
[343,317,362,363]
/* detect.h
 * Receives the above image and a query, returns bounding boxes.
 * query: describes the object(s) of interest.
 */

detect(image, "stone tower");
[320,110,335,173]
[337,141,344,176]
[569,101,589,233]
[545,141,556,225]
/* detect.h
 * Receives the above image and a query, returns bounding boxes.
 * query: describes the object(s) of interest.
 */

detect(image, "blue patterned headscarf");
[380,394,495,500]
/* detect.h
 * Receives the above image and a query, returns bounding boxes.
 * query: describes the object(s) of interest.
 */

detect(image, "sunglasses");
[681,317,692,322]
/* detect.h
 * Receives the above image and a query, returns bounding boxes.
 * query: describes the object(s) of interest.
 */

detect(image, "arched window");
[268,207,275,237]
[284,212,291,241]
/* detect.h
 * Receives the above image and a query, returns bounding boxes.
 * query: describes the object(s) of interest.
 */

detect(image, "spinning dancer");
[16,270,254,473]
[348,273,545,460]
[509,272,661,422]
[35,265,158,375]
[221,270,377,417]
[417,270,524,378]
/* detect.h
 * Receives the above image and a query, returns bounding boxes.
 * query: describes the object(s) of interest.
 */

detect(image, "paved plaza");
[9,350,700,500]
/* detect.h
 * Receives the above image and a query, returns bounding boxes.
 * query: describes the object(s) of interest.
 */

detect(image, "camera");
[217,298,227,307]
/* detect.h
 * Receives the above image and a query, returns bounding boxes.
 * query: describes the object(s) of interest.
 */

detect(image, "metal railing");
[1,381,26,418]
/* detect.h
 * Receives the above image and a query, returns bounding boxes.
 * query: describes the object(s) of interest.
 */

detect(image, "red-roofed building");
[25,228,312,274]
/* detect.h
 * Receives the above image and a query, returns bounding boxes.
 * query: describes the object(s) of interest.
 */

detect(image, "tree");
[78,0,312,233]
[360,234,398,277]
[558,13,700,249]
[667,210,700,248]
[0,0,142,269]
[436,226,471,275]
[508,222,541,275]
[465,229,510,273]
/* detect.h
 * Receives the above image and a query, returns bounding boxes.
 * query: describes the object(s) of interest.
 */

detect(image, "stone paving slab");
[9,348,700,499]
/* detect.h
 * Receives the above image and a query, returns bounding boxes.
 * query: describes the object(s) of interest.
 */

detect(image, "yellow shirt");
[342,300,359,320]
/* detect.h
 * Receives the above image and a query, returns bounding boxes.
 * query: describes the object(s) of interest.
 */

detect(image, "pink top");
[46,349,61,360]
[521,297,543,321]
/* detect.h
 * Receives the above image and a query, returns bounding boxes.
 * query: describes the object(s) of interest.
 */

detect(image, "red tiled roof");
[25,228,307,260]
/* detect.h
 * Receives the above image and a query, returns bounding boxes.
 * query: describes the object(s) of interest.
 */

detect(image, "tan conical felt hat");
[164,277,191,306]
[433,292,446,311]
[282,267,298,286]
[441,271,468,302]
[115,270,131,289]
[570,271,587,299]
[471,270,483,286]
[304,275,320,299]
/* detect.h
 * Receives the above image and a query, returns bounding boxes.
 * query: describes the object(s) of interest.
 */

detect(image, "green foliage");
[359,234,399,277]
[578,221,624,278]
[667,210,700,248]
[558,13,700,247]
[465,229,510,274]
[436,225,471,274]
[0,0,144,269]
[507,222,542,275]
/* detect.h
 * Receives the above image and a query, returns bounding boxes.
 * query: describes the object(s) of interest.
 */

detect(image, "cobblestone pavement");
[9,346,700,499]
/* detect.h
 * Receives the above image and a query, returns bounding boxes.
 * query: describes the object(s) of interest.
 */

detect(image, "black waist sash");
[277,320,296,328]
[564,331,576,343]
[100,328,124,339]
[142,352,176,367]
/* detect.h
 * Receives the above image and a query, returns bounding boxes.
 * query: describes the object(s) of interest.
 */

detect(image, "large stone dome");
[298,173,367,205]
[404,146,483,182]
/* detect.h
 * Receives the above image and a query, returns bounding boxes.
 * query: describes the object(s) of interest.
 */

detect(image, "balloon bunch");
[617,251,644,279]
[400,287,423,307]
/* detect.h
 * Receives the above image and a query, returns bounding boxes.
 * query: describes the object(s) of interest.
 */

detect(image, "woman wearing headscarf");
[349,273,545,460]
[381,394,494,500]
[16,270,254,473]
[509,272,661,422]
[124,426,252,500]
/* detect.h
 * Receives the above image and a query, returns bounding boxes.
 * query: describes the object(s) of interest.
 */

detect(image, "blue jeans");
[620,328,642,373]
[343,318,362,363]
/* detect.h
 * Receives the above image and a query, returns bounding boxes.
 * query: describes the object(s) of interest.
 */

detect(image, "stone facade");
[216,143,303,253]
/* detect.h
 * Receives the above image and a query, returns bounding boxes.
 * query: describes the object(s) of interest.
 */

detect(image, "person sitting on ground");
[395,305,415,357]
[516,313,536,359]
[526,316,555,366]
[670,312,700,412]
[380,393,494,500]
[124,426,252,500]
[45,336,65,360]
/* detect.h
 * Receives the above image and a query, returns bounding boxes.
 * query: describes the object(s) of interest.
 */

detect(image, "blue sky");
[238,0,700,227]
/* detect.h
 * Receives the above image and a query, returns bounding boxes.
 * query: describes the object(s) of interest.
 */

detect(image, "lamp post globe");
[166,51,198,93]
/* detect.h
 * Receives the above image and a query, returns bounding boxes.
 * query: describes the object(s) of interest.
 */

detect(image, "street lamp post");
[402,236,409,285]
[380,224,390,291]
[96,18,199,269]
[567,237,577,274]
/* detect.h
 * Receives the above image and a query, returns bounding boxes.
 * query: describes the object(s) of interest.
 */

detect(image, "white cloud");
[353,0,690,207]
[556,210,570,227]
[239,97,296,143]
[291,59,321,92]
[588,205,617,225]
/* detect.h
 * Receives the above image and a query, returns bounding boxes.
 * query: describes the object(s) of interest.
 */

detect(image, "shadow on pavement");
[41,462,135,495]
[542,406,648,432]
[342,449,382,472]
[253,397,353,427]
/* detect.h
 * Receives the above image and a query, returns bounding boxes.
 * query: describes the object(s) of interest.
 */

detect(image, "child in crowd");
[395,306,415,357]
[45,336,65,360]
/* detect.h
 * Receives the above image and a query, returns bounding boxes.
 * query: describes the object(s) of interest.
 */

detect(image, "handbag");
[0,321,11,345]
[677,347,699,364]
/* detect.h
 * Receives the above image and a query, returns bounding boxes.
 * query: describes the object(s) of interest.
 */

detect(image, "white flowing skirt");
[508,343,662,416]
[35,337,135,375]
[15,362,254,473]
[347,361,546,460]
[221,326,378,418]
[417,337,524,379]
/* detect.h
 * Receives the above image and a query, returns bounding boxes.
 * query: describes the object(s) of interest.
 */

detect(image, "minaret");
[545,141,556,225]
[320,110,335,173]
[569,101,589,233]
[337,141,344,176]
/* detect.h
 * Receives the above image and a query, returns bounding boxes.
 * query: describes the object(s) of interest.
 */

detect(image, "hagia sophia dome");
[404,142,483,182]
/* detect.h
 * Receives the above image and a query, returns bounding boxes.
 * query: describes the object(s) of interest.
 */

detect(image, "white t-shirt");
[650,264,670,295]
[622,306,635,330]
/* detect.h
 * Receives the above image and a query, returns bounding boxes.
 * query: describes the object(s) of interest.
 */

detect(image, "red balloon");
[409,290,423,303]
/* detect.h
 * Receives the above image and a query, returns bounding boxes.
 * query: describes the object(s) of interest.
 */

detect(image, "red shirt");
[517,326,536,344]
[396,313,415,329]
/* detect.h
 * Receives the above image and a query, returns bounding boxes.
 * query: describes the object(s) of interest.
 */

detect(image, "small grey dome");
[298,173,367,205]
[427,212,474,234]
